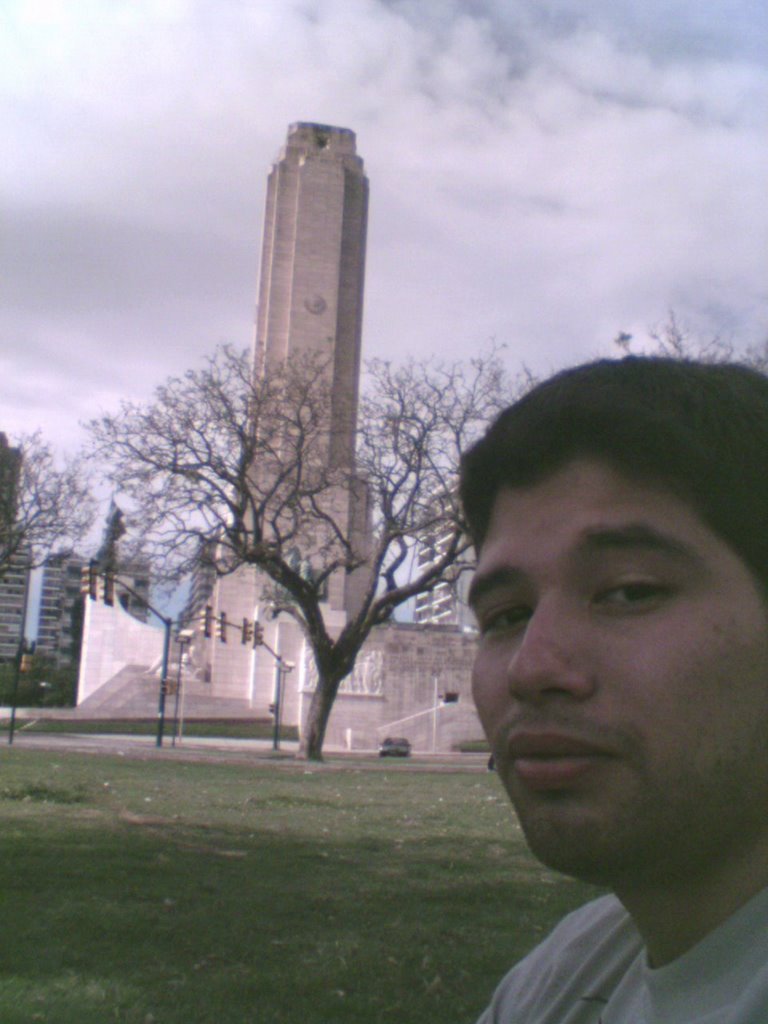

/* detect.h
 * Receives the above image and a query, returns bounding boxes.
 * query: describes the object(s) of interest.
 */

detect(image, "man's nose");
[506,599,595,702]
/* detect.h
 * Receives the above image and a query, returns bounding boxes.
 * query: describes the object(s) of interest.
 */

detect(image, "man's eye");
[479,605,532,636]
[596,582,668,607]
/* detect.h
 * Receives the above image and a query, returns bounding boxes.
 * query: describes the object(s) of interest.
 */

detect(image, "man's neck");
[616,843,768,967]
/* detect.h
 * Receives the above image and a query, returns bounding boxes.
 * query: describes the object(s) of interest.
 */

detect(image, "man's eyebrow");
[579,523,700,562]
[468,525,701,609]
[468,566,525,610]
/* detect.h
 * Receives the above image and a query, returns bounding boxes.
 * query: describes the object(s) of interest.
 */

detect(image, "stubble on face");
[470,460,768,894]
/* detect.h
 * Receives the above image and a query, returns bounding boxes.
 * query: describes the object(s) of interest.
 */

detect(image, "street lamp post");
[155,616,172,748]
[171,631,192,748]
[8,564,32,746]
[272,657,294,751]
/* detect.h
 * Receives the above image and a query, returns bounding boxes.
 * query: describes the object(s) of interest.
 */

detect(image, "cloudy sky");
[3,0,767,454]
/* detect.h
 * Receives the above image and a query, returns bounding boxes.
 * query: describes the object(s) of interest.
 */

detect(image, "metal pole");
[177,663,187,745]
[172,633,190,747]
[8,563,32,746]
[171,638,183,748]
[155,616,172,748]
[272,658,283,751]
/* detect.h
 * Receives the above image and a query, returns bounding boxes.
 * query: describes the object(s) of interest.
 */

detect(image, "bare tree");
[0,431,95,577]
[89,344,517,759]
[616,313,768,383]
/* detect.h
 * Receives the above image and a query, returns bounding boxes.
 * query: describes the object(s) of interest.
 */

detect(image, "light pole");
[155,616,172,748]
[272,657,294,751]
[8,563,32,746]
[171,630,192,747]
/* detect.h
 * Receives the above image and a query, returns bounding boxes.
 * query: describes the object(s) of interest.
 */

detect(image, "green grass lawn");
[0,749,598,1024]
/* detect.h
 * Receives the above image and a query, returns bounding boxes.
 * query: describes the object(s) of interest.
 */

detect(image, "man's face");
[470,458,768,891]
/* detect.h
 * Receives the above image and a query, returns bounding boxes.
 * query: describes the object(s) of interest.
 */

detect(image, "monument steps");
[76,664,259,720]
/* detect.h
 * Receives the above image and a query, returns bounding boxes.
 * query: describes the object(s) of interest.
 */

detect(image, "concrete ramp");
[75,665,161,717]
[75,664,259,720]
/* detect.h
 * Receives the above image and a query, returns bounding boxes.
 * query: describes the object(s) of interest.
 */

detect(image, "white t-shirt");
[475,886,768,1023]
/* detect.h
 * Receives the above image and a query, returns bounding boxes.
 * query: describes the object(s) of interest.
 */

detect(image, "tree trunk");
[298,672,341,761]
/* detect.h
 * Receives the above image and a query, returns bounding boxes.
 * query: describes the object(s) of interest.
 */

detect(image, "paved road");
[3,728,489,770]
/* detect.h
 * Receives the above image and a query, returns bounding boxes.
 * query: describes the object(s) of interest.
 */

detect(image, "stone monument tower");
[77,125,484,754]
[206,123,369,711]
[255,122,368,468]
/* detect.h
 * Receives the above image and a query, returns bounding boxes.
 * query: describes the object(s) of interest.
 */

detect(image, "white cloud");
[1,0,766,451]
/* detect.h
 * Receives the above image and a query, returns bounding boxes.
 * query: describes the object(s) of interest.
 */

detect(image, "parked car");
[379,736,412,758]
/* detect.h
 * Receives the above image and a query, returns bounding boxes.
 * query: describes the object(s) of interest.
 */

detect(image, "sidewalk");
[3,728,300,761]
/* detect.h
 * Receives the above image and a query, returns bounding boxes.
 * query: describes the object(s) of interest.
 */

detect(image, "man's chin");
[513,803,629,887]
[523,836,618,887]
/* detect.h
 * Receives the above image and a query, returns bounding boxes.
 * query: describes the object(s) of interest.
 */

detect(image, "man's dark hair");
[460,356,768,588]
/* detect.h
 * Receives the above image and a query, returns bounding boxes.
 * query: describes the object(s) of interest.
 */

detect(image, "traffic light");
[217,611,227,643]
[201,605,213,638]
[253,621,265,647]
[241,618,253,645]
[80,562,98,600]
[103,572,115,606]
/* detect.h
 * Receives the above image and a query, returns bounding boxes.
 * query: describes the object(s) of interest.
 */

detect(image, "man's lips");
[505,732,614,790]
[508,732,612,758]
